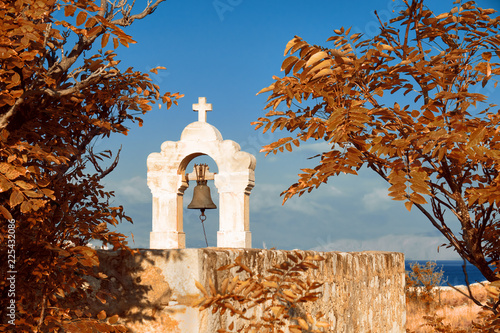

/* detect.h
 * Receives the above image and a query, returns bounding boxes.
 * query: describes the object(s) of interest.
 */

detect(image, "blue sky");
[95,0,500,260]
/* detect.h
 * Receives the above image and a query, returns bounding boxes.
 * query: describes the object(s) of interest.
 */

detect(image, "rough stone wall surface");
[93,249,405,332]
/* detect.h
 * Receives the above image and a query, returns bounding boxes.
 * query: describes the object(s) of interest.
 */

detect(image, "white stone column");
[148,166,186,249]
[215,171,254,248]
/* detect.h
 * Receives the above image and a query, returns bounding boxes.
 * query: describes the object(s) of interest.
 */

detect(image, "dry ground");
[406,283,489,332]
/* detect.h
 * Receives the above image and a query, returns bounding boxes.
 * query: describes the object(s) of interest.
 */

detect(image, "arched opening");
[180,154,219,248]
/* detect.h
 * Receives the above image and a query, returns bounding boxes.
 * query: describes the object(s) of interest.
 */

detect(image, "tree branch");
[446,259,498,314]
[0,65,119,130]
[88,146,122,180]
[111,0,166,26]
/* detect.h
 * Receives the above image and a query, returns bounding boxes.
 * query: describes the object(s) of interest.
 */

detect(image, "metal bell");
[187,183,217,210]
[187,163,216,247]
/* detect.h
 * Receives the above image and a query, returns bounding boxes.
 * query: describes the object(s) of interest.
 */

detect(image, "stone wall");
[91,249,405,332]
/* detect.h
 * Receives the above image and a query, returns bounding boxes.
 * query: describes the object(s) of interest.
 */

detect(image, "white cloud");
[251,183,337,216]
[107,176,151,204]
[250,183,285,211]
[327,185,343,197]
[311,234,460,260]
[362,187,391,211]
[295,141,332,153]
[286,197,336,215]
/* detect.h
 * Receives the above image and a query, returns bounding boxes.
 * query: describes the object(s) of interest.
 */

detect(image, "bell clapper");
[199,208,208,247]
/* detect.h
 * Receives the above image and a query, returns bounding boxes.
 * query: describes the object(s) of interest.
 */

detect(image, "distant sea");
[405,260,487,286]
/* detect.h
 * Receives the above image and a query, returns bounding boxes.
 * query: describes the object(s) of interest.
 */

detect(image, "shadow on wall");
[82,250,188,329]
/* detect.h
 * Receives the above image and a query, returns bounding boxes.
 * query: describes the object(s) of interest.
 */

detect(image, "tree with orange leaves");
[254,0,500,290]
[0,0,181,331]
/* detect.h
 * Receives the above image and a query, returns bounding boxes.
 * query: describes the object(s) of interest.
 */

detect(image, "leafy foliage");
[0,0,181,331]
[404,261,500,332]
[473,279,500,331]
[416,315,468,333]
[406,261,445,312]
[193,251,330,333]
[253,0,500,284]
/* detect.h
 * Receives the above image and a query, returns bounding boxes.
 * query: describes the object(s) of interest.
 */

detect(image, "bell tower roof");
[180,121,223,142]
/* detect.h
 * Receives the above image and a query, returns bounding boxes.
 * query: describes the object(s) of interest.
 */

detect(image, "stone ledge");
[89,249,405,333]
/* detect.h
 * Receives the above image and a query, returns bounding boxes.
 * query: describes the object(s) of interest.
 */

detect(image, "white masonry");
[147,97,256,249]
[192,97,212,122]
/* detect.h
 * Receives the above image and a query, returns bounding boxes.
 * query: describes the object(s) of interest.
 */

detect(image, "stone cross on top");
[193,97,212,122]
